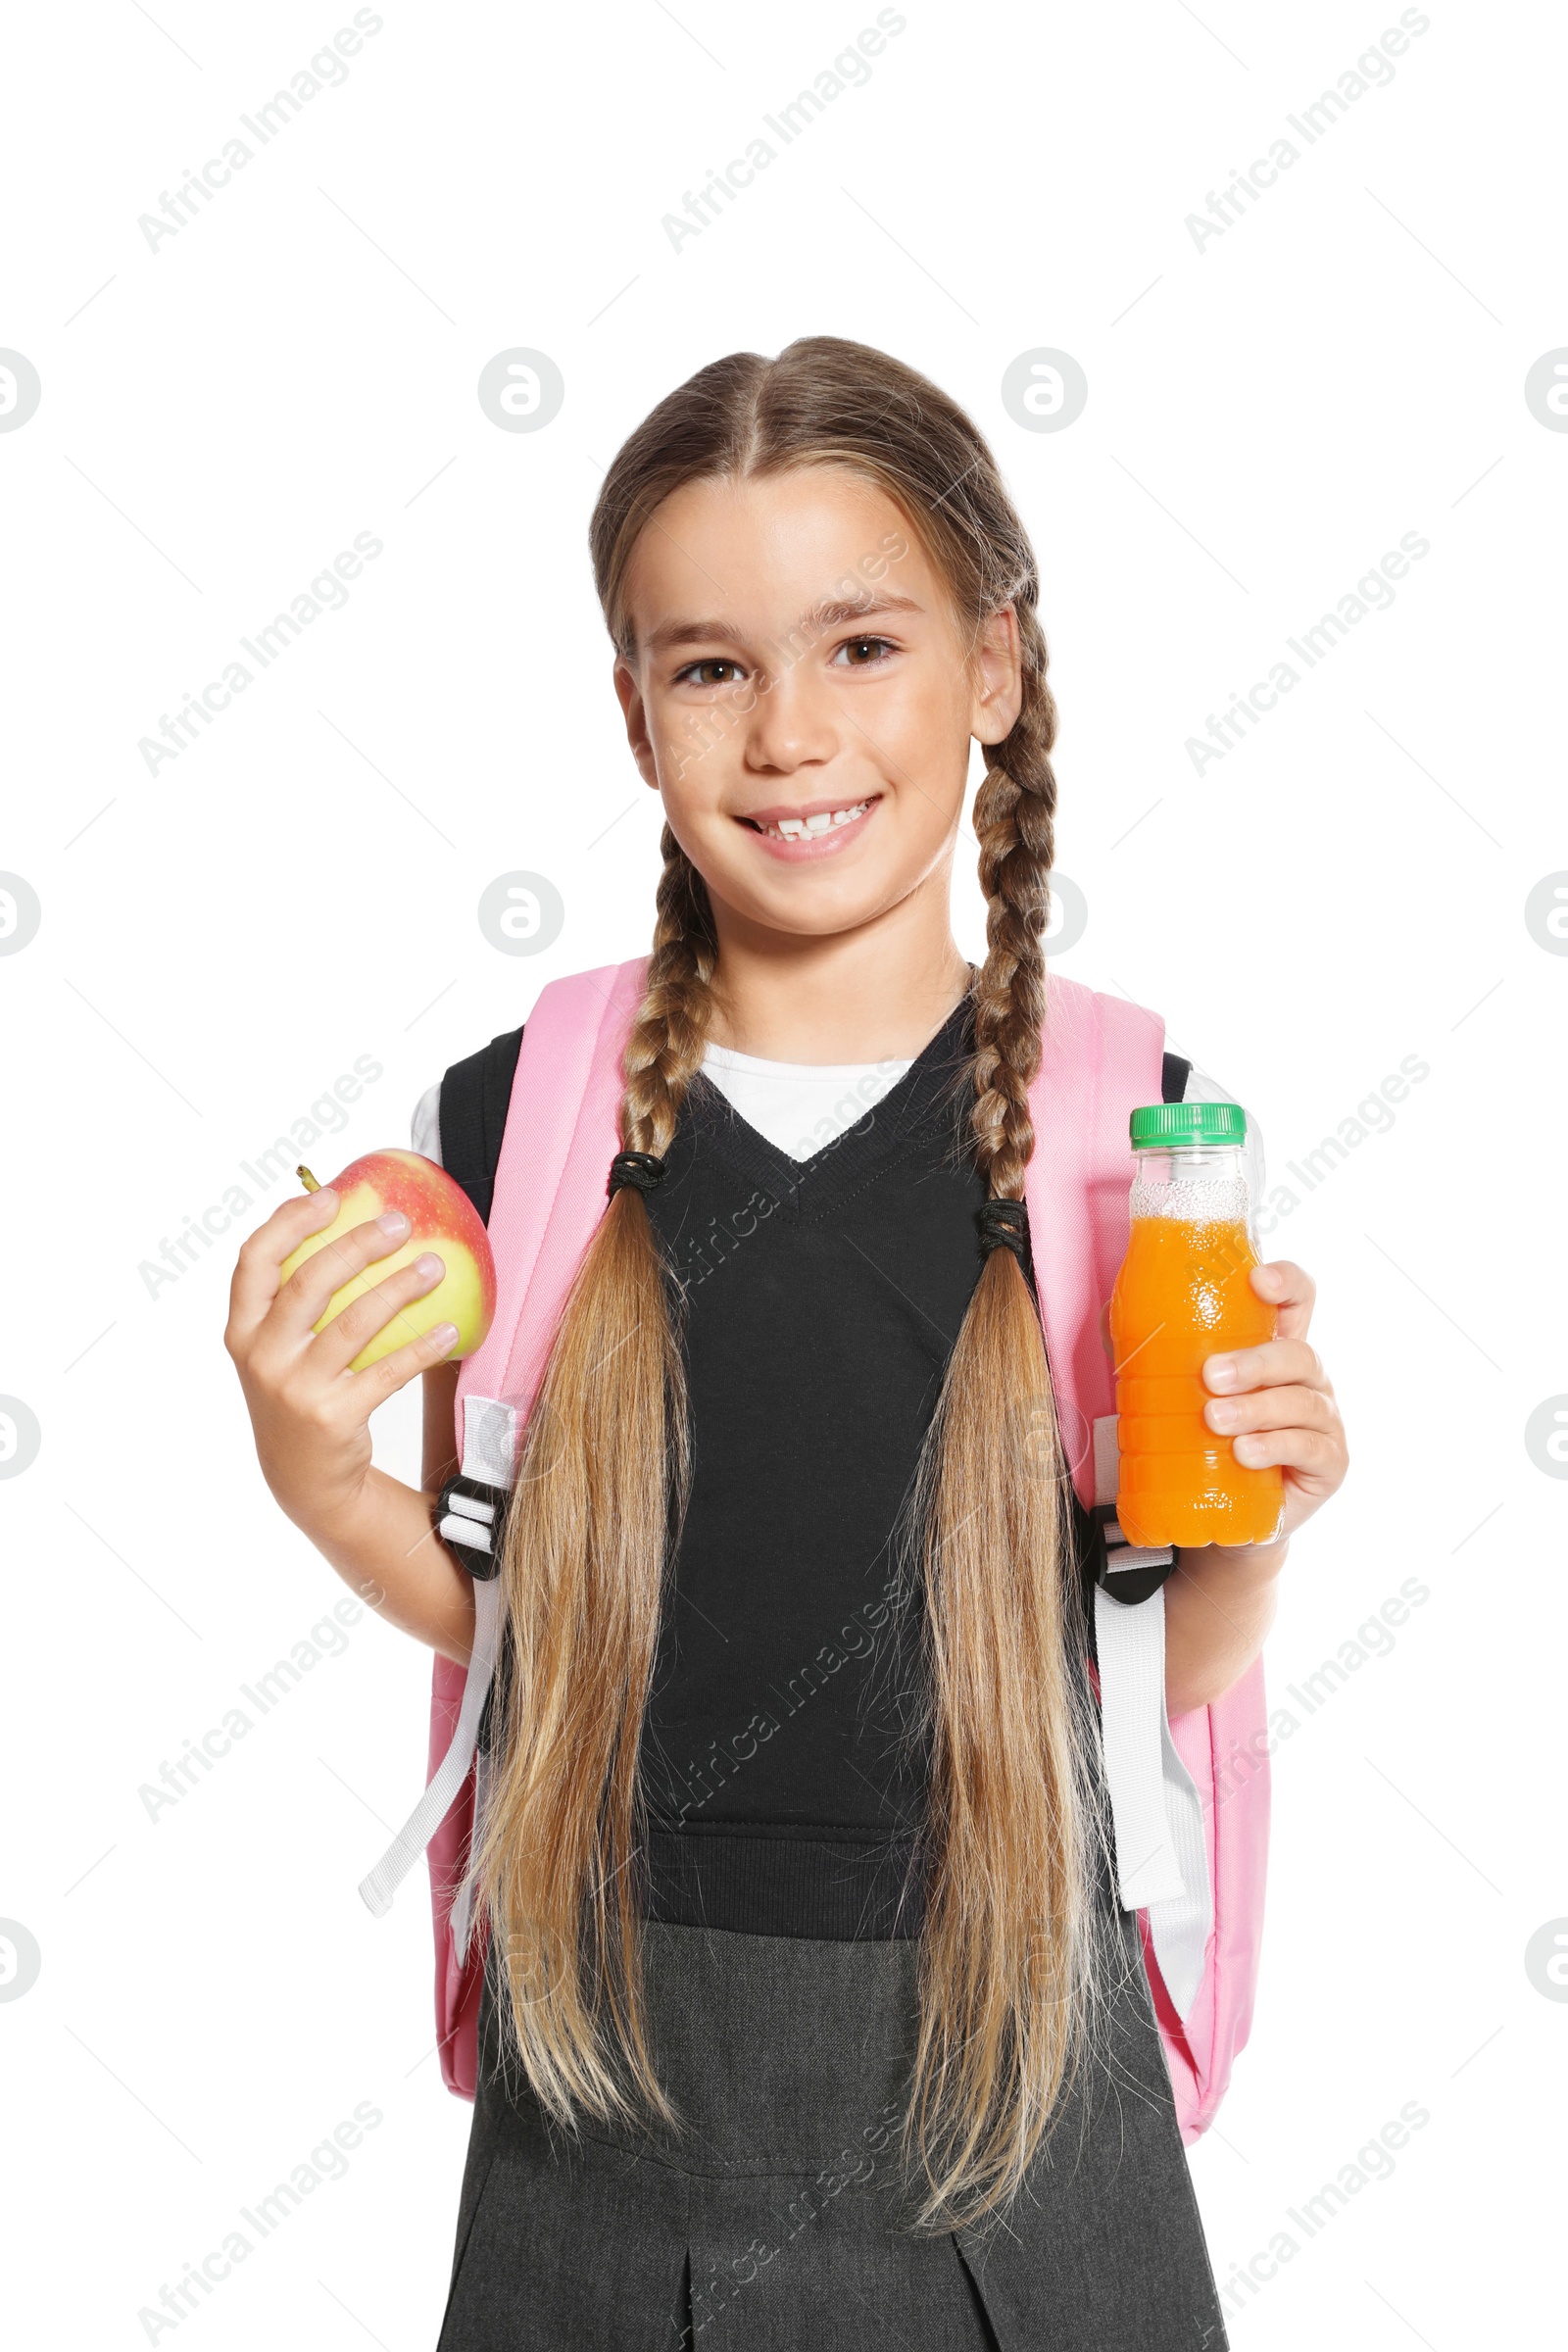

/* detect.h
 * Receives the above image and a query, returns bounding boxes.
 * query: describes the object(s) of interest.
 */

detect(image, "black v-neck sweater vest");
[437,1004,1193,1941]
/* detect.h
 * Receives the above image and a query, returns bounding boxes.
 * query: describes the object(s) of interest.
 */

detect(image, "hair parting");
[472,336,1116,2228]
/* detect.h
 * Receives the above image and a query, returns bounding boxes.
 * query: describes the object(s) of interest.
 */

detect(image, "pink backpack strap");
[1152,1659,1269,2138]
[355,959,645,2098]
[1023,972,1270,2141]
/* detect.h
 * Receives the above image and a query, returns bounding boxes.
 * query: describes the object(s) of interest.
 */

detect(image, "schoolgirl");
[226,336,1348,2348]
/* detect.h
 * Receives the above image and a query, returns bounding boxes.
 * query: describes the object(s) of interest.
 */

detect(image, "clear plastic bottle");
[1107,1102,1284,1549]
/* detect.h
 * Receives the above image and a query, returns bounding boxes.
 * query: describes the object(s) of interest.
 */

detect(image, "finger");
[1249,1258,1315,1341]
[1228,1421,1345,1486]
[311,1252,448,1378]
[352,1317,464,1403]
[1203,1336,1326,1396]
[273,1210,416,1339]
[225,1187,341,1350]
[1204,1384,1341,1439]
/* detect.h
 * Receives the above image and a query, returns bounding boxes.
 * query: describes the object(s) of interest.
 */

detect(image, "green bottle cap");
[1129,1101,1247,1149]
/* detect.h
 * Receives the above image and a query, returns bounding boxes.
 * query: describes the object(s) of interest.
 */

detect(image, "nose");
[742,660,839,776]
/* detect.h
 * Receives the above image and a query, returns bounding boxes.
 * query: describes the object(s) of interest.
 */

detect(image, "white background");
[2,0,1563,2343]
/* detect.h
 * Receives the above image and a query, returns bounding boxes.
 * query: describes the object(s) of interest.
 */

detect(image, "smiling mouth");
[739,797,876,841]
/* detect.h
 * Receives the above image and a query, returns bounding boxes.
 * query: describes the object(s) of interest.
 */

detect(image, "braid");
[969,599,1058,1201]
[620,826,718,1154]
[476,828,717,2143]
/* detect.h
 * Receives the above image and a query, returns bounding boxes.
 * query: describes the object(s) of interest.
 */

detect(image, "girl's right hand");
[223,1187,458,1538]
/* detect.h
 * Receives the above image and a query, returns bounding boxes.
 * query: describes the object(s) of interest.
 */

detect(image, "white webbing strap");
[358,1575,505,1918]
[1094,1581,1211,2015]
[462,1394,520,1488]
[451,1740,495,1962]
[358,1394,519,1918]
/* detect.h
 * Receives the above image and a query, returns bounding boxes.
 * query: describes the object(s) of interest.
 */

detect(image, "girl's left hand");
[1201,1259,1348,1544]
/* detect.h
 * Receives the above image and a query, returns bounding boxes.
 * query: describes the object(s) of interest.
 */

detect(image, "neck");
[703,866,971,1064]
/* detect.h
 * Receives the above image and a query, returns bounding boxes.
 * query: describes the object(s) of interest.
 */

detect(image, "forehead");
[619,466,947,647]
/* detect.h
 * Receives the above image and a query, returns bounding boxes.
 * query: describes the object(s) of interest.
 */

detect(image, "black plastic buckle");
[1093,1502,1176,1605]
[435,1472,508,1582]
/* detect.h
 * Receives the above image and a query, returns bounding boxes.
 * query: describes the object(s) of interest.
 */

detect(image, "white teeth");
[760,800,869,840]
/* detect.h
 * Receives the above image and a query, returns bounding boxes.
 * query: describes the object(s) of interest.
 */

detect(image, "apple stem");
[297,1165,320,1193]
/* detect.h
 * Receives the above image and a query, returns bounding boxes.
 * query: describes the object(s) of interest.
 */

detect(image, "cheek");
[648,692,742,797]
[897,651,973,739]
[872,670,974,806]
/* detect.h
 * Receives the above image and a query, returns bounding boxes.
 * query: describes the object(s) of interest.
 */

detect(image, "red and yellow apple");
[280,1150,496,1371]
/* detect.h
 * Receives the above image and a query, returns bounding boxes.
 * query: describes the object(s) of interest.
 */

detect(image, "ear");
[969,604,1023,748]
[612,658,662,792]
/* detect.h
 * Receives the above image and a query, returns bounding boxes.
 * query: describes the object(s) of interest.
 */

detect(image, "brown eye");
[682,658,740,687]
[836,636,894,667]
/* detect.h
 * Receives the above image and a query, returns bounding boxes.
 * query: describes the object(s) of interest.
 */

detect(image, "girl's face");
[613,467,1020,944]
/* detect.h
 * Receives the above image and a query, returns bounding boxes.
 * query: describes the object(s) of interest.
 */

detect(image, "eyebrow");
[643,593,923,658]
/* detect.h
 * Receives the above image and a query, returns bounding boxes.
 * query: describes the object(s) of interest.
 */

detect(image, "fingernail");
[415,1251,444,1278]
[1234,1435,1263,1465]
[1208,1398,1239,1429]
[431,1323,459,1348]
[1206,1356,1238,1390]
[377,1210,409,1236]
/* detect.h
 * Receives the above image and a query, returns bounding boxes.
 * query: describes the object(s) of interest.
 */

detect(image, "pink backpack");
[359,959,1270,2141]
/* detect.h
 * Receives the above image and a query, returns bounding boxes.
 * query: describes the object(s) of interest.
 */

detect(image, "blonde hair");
[471,336,1112,2230]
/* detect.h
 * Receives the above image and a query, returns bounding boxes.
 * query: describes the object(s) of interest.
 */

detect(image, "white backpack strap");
[451,1740,496,1962]
[1091,1415,1213,2018]
[357,1396,518,1919]
[358,1579,504,1917]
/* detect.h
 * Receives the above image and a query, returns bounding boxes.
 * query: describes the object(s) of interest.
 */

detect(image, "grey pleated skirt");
[436,1886,1228,2352]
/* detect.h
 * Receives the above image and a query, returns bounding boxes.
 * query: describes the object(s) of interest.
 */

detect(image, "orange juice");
[1108,1106,1284,1550]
